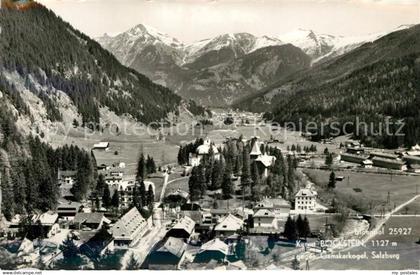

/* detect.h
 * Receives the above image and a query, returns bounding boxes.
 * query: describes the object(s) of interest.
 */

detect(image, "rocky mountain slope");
[0,5,205,134]
[98,24,406,106]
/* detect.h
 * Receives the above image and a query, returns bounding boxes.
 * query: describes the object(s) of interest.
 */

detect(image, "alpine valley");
[97,24,412,107]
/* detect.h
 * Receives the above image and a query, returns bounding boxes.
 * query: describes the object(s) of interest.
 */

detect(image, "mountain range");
[234,24,420,148]
[97,24,411,106]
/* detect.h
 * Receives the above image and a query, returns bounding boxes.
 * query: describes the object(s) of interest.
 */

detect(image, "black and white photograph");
[0,0,419,272]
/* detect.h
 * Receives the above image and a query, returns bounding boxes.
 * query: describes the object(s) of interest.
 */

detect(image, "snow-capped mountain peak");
[279,28,338,59]
[125,24,184,48]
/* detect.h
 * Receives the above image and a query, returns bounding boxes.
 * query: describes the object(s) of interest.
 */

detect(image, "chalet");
[111,207,151,247]
[180,203,202,224]
[340,153,368,164]
[210,209,230,222]
[194,238,228,263]
[148,237,186,270]
[58,170,77,186]
[93,142,110,151]
[255,197,290,213]
[58,170,77,198]
[30,211,60,239]
[371,157,407,171]
[189,138,221,167]
[369,151,399,160]
[166,216,195,239]
[252,209,277,232]
[294,188,317,212]
[255,153,277,178]
[72,213,110,231]
[214,214,244,237]
[57,201,82,220]
[80,229,114,260]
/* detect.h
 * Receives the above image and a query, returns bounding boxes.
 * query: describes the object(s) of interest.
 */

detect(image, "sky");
[37,0,420,43]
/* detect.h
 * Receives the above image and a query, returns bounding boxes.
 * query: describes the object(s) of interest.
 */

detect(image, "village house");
[249,139,277,178]
[58,170,77,198]
[255,198,290,214]
[105,178,155,209]
[214,214,244,237]
[80,229,114,260]
[93,141,110,151]
[148,237,187,270]
[179,203,202,224]
[294,188,317,212]
[110,207,152,247]
[251,209,278,233]
[194,238,229,263]
[56,201,82,221]
[72,212,111,231]
[57,170,77,186]
[166,216,195,240]
[30,211,60,239]
[189,138,221,167]
[255,153,277,178]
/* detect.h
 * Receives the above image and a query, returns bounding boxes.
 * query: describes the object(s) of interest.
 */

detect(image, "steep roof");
[196,144,219,155]
[199,238,228,255]
[253,209,275,218]
[157,237,186,258]
[295,188,317,198]
[250,141,262,156]
[73,213,109,225]
[256,153,276,167]
[214,214,243,232]
[111,207,147,239]
[170,216,195,235]
[33,211,58,225]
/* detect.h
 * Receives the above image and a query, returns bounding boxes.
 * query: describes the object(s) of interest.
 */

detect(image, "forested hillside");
[236,25,420,148]
[0,97,95,219]
[0,4,204,126]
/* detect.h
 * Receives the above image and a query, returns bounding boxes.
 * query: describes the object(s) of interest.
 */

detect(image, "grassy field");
[395,197,420,215]
[304,169,420,214]
[310,216,420,270]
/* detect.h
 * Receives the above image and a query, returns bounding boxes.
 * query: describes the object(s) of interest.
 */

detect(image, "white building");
[253,209,277,229]
[189,138,221,167]
[294,188,317,212]
[109,180,155,209]
[214,214,243,237]
[255,153,277,178]
[93,142,110,151]
[111,207,152,247]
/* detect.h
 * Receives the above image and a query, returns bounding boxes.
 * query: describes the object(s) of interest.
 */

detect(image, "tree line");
[180,137,299,203]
